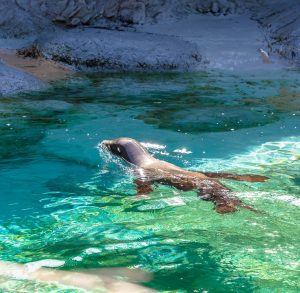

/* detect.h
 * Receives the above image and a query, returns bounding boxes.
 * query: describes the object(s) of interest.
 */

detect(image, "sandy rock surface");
[0,49,72,82]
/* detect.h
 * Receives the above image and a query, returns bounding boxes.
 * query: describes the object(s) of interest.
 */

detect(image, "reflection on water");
[0,70,300,292]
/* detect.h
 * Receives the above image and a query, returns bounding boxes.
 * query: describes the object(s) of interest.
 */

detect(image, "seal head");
[101,137,152,167]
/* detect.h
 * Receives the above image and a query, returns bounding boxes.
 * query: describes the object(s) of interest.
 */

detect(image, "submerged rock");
[245,88,300,113]
[137,106,279,133]
[266,90,300,113]
[21,100,73,112]
[0,109,45,161]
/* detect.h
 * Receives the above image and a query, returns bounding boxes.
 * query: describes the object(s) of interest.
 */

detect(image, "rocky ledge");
[41,28,202,72]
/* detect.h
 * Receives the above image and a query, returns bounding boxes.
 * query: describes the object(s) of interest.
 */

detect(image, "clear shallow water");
[0,70,300,292]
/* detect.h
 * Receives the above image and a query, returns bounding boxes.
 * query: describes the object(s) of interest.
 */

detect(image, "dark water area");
[0,70,299,292]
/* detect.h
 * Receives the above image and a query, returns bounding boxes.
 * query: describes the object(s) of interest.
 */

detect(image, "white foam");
[85,248,101,255]
[163,196,186,206]
[236,192,300,207]
[195,137,300,172]
[173,148,192,154]
[277,196,300,207]
[141,142,166,150]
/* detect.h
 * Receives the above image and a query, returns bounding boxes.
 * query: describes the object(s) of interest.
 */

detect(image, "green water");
[0,70,300,292]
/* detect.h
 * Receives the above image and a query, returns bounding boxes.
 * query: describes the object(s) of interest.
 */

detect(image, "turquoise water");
[0,70,300,292]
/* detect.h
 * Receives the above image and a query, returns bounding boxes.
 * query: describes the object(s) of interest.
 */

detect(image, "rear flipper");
[197,180,258,214]
[202,172,269,183]
[215,199,260,214]
[134,179,154,198]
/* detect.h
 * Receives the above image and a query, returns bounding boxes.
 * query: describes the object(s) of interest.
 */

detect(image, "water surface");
[0,70,299,292]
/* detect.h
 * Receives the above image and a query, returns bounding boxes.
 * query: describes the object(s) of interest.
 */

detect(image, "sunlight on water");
[0,70,299,292]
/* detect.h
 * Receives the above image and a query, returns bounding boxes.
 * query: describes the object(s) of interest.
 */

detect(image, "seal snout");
[101,139,111,146]
[100,140,113,151]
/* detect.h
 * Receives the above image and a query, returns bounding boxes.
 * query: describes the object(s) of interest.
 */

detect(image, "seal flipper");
[216,198,260,214]
[134,178,154,197]
[201,172,268,182]
[197,179,235,213]
[197,179,257,214]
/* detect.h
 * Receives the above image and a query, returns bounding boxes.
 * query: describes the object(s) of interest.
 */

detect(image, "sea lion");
[101,137,268,214]
[0,261,155,293]
[258,48,271,64]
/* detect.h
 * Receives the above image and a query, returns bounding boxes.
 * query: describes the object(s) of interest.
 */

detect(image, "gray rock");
[86,0,97,11]
[119,0,146,24]
[15,0,29,11]
[0,0,54,38]
[54,15,67,23]
[61,0,78,19]
[40,2,48,14]
[211,2,219,14]
[41,28,203,72]
[70,18,81,26]
[195,1,212,14]
[228,2,236,14]
[81,11,96,25]
[103,0,119,19]
[0,61,46,96]
[0,0,299,68]
[50,0,69,15]
[249,0,300,67]
[221,7,228,15]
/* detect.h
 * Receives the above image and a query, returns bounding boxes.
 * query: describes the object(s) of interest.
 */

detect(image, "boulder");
[0,61,46,96]
[211,2,219,14]
[41,28,203,72]
[119,0,146,24]
[103,0,119,19]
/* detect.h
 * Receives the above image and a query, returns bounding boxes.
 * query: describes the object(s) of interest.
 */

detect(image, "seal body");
[101,137,268,213]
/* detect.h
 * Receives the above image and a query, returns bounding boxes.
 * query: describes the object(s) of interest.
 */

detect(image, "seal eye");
[117,147,121,153]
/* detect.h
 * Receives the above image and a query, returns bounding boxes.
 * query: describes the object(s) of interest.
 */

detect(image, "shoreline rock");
[0,1,299,67]
[0,0,299,96]
[248,0,300,67]
[0,61,46,96]
[41,28,203,72]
